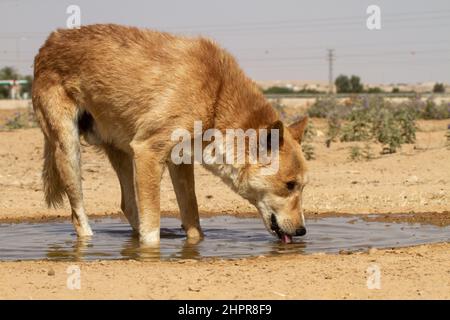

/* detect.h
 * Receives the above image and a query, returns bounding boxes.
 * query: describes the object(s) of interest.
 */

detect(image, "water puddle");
[0,215,448,261]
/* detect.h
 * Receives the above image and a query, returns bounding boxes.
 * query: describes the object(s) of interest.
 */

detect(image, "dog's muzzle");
[270,214,306,244]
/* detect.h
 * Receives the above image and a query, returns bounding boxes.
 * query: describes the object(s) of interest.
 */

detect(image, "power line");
[1,10,450,39]
[239,48,450,63]
[162,9,450,32]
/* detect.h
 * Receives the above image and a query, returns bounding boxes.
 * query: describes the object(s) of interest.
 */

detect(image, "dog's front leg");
[168,162,203,240]
[131,141,164,245]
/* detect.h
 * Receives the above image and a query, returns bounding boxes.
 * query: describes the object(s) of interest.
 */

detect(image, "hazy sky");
[1,0,449,83]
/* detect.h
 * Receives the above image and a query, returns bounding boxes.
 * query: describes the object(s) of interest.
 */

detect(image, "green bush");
[308,95,448,154]
[340,103,374,142]
[320,96,418,153]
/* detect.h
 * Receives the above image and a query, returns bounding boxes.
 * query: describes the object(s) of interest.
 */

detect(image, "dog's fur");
[32,24,309,244]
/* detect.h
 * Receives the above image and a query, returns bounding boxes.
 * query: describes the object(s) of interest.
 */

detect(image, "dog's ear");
[266,120,284,149]
[288,116,308,143]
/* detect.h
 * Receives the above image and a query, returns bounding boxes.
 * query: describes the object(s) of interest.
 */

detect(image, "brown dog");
[32,24,308,245]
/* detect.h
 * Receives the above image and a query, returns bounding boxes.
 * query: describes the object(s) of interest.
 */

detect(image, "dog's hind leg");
[168,162,203,240]
[103,144,139,232]
[33,84,93,237]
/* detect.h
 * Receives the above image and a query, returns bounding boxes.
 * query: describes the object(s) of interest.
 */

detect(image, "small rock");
[339,250,353,255]
[47,268,55,276]
[188,286,201,292]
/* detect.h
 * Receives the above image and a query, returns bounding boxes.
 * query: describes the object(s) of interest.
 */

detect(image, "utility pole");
[327,49,334,94]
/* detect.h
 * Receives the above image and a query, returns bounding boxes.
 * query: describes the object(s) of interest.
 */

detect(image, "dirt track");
[0,114,449,299]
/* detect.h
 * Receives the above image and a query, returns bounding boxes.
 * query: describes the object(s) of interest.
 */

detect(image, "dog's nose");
[295,227,306,236]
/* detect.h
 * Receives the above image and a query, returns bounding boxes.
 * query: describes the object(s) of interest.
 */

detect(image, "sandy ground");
[0,110,449,299]
[1,118,449,220]
[0,243,448,299]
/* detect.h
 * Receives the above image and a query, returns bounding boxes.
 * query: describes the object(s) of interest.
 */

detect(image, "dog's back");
[34,24,225,116]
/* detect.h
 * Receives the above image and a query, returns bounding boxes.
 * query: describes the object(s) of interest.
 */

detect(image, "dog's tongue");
[281,234,292,244]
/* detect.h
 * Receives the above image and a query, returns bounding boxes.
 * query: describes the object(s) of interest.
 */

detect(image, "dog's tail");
[42,138,65,208]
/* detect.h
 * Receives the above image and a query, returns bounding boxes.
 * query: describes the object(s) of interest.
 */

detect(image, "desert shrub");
[310,94,449,121]
[308,97,350,119]
[301,121,316,160]
[393,105,417,143]
[1,108,37,130]
[349,145,362,161]
[325,111,341,147]
[421,99,450,120]
[340,98,376,142]
[362,143,374,160]
[348,143,374,161]
[372,108,403,153]
[271,99,288,120]
[338,96,417,153]
[446,125,450,149]
[309,94,448,154]
[307,97,337,118]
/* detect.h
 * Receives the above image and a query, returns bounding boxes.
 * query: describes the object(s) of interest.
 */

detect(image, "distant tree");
[433,83,445,93]
[335,75,351,93]
[0,66,19,80]
[335,74,364,93]
[0,67,32,99]
[350,75,363,93]
[0,67,19,98]
[392,87,400,93]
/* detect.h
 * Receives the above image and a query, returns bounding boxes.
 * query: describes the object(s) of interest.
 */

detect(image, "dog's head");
[240,116,309,244]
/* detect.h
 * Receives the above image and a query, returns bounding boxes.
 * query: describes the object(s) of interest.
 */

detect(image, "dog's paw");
[140,229,160,245]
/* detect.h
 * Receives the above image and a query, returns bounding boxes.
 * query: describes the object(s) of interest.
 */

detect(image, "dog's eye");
[286,181,297,191]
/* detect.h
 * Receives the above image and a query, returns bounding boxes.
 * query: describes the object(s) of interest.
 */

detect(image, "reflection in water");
[0,215,448,261]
